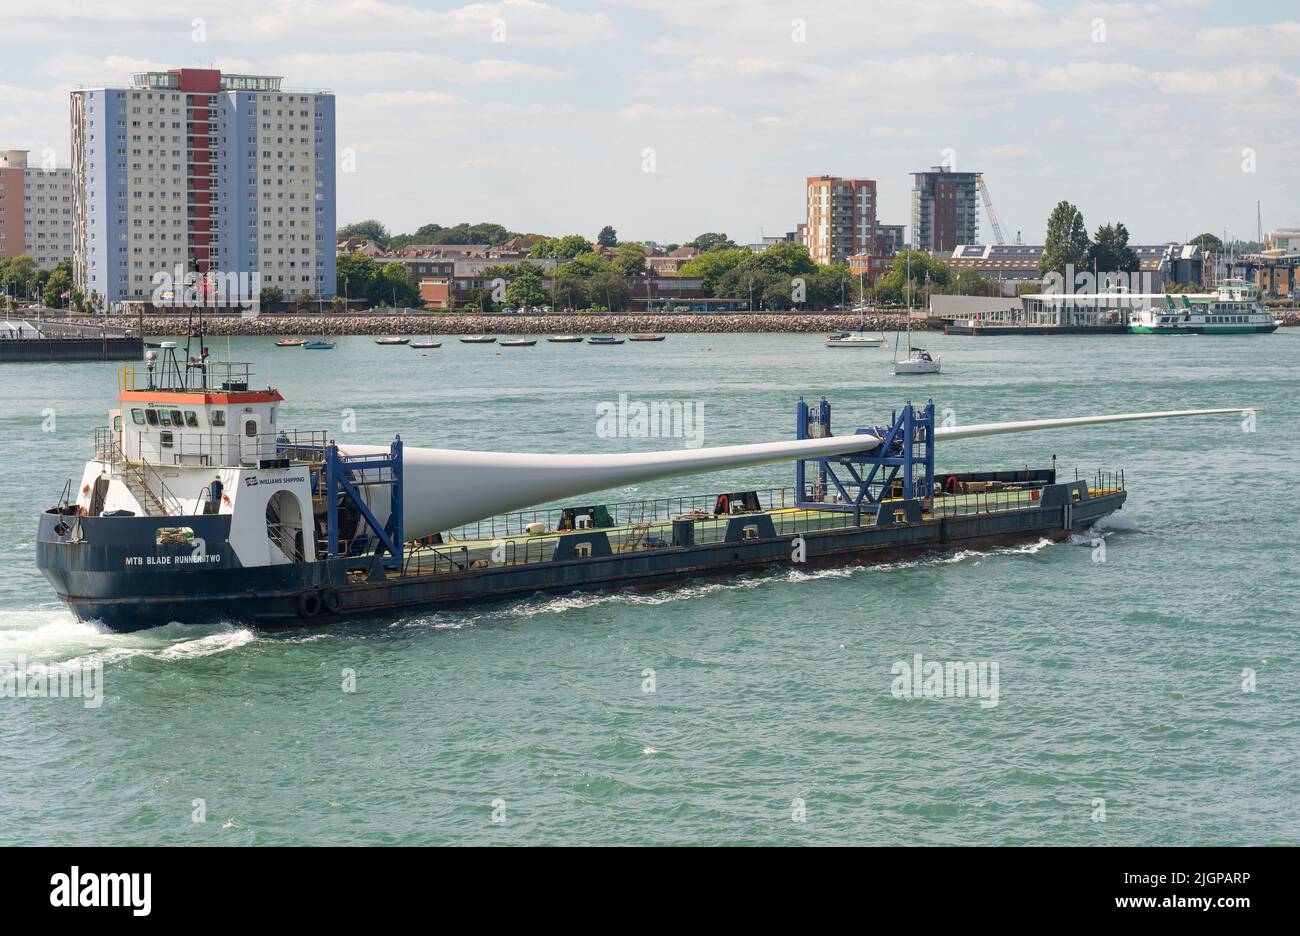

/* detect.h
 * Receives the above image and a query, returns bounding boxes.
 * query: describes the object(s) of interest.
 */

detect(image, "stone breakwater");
[136,313,932,336]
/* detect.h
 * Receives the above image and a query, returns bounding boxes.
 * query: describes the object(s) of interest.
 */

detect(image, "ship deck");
[391,482,1123,578]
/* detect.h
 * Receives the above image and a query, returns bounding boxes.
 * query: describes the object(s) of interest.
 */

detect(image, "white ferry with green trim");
[1128,280,1279,335]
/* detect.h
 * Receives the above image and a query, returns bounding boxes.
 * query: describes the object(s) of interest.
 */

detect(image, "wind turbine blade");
[341,433,882,538]
[935,407,1254,442]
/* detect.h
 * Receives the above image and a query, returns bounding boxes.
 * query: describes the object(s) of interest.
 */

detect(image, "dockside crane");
[975,172,1007,246]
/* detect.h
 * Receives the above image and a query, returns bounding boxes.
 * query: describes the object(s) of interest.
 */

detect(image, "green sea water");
[1,330,1296,846]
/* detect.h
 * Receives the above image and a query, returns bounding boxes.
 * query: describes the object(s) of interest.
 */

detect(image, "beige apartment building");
[803,175,877,266]
[0,149,74,269]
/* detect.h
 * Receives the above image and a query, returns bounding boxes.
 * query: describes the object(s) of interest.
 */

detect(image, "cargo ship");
[37,337,1250,632]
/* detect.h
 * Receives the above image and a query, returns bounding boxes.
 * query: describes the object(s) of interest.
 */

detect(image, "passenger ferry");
[1128,280,1279,334]
[36,335,1250,631]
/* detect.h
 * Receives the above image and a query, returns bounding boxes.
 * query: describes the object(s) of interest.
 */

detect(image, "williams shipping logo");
[49,867,151,916]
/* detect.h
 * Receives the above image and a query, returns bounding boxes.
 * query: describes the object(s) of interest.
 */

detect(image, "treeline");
[0,257,88,311]
[336,219,520,251]
[332,254,423,307]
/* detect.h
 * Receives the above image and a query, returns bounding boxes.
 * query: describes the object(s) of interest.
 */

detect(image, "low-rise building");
[942,243,1205,292]
[1265,228,1300,254]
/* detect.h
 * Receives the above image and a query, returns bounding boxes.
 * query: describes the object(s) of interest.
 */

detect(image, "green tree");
[552,251,615,277]
[947,269,997,296]
[677,248,749,296]
[550,272,589,310]
[370,261,421,307]
[530,234,593,260]
[1086,222,1139,273]
[753,242,817,278]
[1189,232,1224,253]
[1039,201,1091,277]
[336,253,379,300]
[613,243,646,277]
[0,255,39,298]
[873,250,951,305]
[587,271,630,311]
[44,268,73,307]
[460,287,498,313]
[762,280,794,310]
[337,219,390,248]
[478,261,543,281]
[597,225,618,247]
[807,263,855,308]
[690,232,736,253]
[259,286,285,308]
[505,269,548,310]
[403,222,516,246]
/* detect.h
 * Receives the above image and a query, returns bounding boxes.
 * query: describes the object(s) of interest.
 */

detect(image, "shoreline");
[134,312,933,336]
[14,309,1299,337]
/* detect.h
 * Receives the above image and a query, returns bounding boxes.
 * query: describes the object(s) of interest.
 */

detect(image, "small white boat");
[499,338,537,347]
[547,335,583,343]
[894,347,941,374]
[893,252,941,374]
[375,337,409,345]
[459,335,497,344]
[410,340,441,349]
[586,336,624,345]
[825,330,887,348]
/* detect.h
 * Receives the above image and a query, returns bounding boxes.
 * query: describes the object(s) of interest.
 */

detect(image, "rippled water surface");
[1,330,1296,845]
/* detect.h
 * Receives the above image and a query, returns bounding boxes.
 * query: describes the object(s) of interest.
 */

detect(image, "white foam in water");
[0,608,256,671]
[1094,512,1141,532]
[398,537,1075,630]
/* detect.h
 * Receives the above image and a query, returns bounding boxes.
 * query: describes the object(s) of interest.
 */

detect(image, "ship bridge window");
[160,430,173,448]
[144,409,159,426]
[184,410,199,427]
[131,409,145,425]
[157,410,172,426]
[170,409,183,426]
[211,410,226,427]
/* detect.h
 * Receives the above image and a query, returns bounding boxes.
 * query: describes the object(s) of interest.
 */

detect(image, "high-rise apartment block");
[910,166,979,252]
[803,176,877,266]
[0,149,74,269]
[71,68,335,306]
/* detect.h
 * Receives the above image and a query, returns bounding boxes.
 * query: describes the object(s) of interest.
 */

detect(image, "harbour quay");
[0,316,142,362]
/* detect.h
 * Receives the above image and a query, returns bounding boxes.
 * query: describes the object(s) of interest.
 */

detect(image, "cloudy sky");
[1,0,1296,245]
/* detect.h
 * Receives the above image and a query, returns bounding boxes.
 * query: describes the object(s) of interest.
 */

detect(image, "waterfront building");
[0,150,74,269]
[943,243,1205,293]
[803,175,877,265]
[71,67,336,307]
[1264,229,1300,254]
[876,224,906,257]
[911,166,979,252]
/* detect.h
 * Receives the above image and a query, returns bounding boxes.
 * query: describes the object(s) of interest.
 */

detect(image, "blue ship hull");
[37,480,1123,632]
